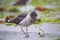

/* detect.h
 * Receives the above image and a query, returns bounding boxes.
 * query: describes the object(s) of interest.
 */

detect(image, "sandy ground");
[0,31,60,40]
[0,23,60,40]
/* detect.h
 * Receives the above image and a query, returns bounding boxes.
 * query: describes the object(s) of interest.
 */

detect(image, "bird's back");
[6,13,27,25]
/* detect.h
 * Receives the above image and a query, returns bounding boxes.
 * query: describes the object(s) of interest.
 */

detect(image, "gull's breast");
[19,13,32,27]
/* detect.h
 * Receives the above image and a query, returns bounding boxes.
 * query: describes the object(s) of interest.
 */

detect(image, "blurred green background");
[0,0,60,24]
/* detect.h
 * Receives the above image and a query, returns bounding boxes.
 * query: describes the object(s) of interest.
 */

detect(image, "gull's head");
[30,11,38,19]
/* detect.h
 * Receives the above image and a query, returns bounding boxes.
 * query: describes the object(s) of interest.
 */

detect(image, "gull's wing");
[9,13,27,24]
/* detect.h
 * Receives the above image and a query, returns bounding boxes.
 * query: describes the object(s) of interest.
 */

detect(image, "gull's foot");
[24,35,29,38]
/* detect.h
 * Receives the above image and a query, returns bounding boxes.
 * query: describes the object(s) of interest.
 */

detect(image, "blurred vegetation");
[34,18,60,24]
[0,0,60,24]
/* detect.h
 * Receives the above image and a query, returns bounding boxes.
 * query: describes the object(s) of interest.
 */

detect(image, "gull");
[5,7,47,38]
[5,10,38,37]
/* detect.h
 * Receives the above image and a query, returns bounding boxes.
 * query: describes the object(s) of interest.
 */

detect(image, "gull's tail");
[5,16,14,23]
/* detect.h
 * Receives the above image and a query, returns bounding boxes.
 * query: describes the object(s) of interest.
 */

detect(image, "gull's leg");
[26,27,28,35]
[25,27,29,38]
[21,27,26,35]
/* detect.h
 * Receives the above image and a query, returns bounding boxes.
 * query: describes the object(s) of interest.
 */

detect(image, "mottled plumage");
[6,13,27,24]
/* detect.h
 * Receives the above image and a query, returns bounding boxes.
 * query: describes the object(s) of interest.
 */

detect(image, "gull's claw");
[24,35,29,38]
